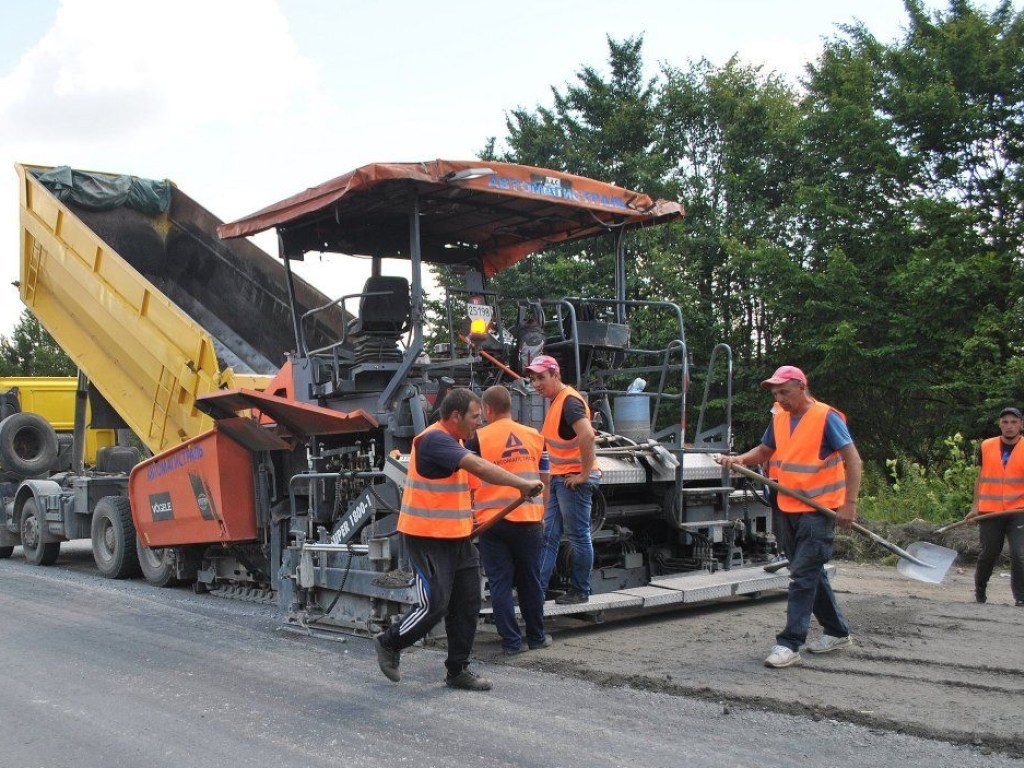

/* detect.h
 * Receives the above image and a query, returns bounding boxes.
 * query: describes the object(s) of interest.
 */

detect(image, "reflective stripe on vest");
[397,423,473,538]
[773,401,846,513]
[541,386,590,476]
[977,437,1024,513]
[472,418,545,524]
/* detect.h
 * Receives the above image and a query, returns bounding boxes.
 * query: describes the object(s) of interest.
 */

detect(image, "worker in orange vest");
[717,365,862,669]
[466,386,551,655]
[373,388,543,691]
[526,355,598,605]
[966,406,1024,606]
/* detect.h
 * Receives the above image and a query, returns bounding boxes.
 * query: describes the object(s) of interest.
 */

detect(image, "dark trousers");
[769,488,786,558]
[383,534,481,675]
[776,511,850,651]
[478,520,546,651]
[975,513,1024,602]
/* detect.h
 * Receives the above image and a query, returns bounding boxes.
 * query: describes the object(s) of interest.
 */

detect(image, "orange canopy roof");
[218,160,683,276]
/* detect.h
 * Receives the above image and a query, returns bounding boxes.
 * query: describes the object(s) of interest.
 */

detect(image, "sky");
[0,0,1011,337]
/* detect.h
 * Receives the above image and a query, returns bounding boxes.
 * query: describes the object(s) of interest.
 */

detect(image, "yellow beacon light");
[467,296,492,337]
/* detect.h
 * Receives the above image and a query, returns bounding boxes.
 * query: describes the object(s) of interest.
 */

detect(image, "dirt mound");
[834,519,985,563]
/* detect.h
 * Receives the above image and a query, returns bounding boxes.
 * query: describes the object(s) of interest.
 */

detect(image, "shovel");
[724,463,956,584]
[934,508,1024,534]
[471,483,545,537]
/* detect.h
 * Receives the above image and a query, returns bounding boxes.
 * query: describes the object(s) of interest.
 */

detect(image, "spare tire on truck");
[0,413,59,478]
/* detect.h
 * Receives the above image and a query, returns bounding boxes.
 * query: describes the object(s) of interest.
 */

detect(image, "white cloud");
[0,0,340,334]
[1,0,323,144]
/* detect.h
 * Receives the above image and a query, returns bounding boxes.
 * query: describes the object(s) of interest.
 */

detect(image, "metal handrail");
[692,343,734,447]
[300,290,395,357]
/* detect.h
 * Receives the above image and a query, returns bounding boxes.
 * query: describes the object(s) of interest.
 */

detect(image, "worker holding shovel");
[717,365,862,669]
[966,406,1024,607]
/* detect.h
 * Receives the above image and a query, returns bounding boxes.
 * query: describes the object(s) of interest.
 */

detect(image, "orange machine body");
[129,428,256,547]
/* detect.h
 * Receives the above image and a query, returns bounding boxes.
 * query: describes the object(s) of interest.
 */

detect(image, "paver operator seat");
[348,276,411,363]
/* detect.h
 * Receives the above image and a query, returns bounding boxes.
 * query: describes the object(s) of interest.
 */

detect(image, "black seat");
[347,276,411,364]
[348,276,410,337]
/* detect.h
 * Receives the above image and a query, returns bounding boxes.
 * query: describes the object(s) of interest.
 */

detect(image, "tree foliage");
[0,310,75,377]
[484,1,1024,465]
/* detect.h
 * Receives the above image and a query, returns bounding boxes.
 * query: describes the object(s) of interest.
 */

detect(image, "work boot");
[555,590,589,605]
[975,586,987,604]
[445,669,493,691]
[528,635,553,650]
[373,633,401,682]
[804,634,853,654]
[764,645,801,668]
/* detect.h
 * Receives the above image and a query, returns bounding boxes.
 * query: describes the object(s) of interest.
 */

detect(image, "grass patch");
[858,433,977,525]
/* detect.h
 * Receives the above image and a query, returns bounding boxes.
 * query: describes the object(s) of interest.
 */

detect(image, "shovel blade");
[896,541,957,585]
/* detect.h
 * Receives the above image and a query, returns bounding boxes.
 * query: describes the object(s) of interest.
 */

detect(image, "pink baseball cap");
[761,365,807,388]
[524,354,560,374]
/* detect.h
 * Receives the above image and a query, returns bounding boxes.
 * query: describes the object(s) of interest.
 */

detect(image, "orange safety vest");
[773,401,846,513]
[767,403,844,480]
[541,386,591,476]
[471,418,545,525]
[397,422,473,538]
[977,437,1024,513]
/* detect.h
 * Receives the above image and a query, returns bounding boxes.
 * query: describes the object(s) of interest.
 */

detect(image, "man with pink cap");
[525,355,598,605]
[718,365,862,669]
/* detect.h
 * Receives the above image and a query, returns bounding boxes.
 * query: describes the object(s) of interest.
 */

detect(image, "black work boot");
[374,633,401,682]
[445,668,493,691]
[975,585,987,604]
[555,590,589,605]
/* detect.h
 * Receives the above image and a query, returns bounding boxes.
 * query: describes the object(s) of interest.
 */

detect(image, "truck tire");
[0,413,59,478]
[136,536,179,587]
[20,498,60,566]
[0,546,13,559]
[91,496,139,579]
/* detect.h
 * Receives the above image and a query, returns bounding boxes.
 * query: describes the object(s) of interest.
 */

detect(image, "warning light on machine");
[466,297,493,337]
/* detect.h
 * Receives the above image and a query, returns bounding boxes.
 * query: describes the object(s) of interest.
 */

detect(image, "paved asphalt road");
[0,545,1015,768]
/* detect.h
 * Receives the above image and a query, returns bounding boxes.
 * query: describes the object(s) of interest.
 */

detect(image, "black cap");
[1000,406,1022,419]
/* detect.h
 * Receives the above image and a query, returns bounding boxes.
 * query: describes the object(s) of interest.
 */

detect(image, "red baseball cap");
[761,365,807,388]
[525,354,560,374]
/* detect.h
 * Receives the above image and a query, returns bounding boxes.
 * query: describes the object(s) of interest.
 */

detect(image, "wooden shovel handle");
[723,462,930,567]
[935,508,1024,534]
[471,484,544,537]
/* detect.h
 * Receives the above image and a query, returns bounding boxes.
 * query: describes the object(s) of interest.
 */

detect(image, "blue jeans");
[776,512,850,651]
[539,475,596,595]
[478,520,546,651]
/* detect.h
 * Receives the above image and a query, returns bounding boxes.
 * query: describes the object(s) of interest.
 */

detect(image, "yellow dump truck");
[1,164,346,566]
[0,376,116,470]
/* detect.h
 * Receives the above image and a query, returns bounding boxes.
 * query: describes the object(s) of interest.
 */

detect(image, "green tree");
[0,310,75,376]
[795,0,1024,458]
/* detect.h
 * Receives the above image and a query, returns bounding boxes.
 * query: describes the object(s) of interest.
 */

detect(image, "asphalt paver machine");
[16,159,779,632]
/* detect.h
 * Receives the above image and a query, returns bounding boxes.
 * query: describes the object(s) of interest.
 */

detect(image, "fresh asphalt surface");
[0,543,1016,768]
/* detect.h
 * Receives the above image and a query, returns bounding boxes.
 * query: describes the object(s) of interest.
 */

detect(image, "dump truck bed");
[16,164,345,455]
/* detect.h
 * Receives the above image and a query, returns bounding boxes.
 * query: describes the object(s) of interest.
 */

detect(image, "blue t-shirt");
[762,410,852,460]
[415,428,470,479]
